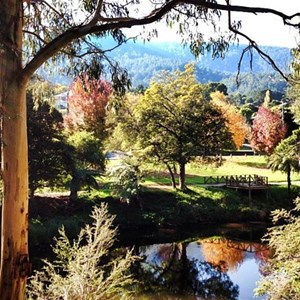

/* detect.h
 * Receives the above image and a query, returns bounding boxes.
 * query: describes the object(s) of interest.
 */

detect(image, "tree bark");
[70,176,79,201]
[166,163,177,189]
[0,1,30,299]
[287,165,291,200]
[179,162,186,191]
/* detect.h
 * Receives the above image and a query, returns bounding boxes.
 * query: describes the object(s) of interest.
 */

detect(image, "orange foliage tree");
[211,91,249,149]
[201,239,245,272]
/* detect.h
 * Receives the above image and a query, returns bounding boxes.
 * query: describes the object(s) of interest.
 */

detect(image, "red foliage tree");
[64,75,112,137]
[250,106,287,155]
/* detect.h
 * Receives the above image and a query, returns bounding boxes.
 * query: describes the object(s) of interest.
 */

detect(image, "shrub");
[255,198,300,299]
[109,158,143,206]
[27,204,137,299]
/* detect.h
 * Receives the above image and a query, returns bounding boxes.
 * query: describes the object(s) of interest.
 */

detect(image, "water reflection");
[134,238,269,300]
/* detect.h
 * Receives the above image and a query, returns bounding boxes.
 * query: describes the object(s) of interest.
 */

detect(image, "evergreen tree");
[27,91,67,197]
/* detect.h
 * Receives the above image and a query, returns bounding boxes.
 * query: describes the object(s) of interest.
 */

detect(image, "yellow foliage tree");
[211,91,249,149]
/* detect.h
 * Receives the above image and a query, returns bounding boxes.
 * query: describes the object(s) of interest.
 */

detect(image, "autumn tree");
[133,65,233,190]
[1,1,299,299]
[211,91,249,149]
[201,238,244,272]
[250,106,287,155]
[64,75,112,138]
[139,242,239,298]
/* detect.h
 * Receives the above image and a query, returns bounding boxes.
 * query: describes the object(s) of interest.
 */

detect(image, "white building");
[54,91,68,110]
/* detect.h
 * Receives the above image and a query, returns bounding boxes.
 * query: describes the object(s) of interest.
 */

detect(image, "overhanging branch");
[22,0,300,81]
[225,0,290,83]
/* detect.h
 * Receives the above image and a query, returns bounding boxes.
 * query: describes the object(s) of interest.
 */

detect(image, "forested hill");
[49,39,292,97]
[100,38,291,95]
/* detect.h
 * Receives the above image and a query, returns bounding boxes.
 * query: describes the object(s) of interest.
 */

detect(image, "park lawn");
[142,155,300,187]
[31,156,300,252]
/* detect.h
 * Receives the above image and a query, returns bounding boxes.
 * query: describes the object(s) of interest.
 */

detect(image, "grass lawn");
[143,155,300,187]
[31,155,300,252]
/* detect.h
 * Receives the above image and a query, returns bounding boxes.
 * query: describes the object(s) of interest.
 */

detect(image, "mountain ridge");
[48,39,292,96]
[100,39,291,91]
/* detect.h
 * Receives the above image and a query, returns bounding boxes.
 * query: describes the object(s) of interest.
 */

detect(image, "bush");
[27,204,137,299]
[109,158,143,206]
[255,198,300,299]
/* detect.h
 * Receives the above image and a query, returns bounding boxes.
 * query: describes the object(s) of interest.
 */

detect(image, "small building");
[54,91,68,110]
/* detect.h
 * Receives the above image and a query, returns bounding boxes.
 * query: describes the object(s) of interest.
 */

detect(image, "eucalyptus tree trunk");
[0,1,30,299]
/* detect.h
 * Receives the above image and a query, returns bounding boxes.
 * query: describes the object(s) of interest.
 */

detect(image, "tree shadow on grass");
[236,161,267,169]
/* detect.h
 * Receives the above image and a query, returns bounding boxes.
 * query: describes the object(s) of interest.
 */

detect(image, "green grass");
[30,155,300,251]
[192,155,300,182]
[142,155,300,187]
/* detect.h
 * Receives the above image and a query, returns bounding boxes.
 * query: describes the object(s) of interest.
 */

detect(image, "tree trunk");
[68,160,84,201]
[179,162,186,191]
[70,175,79,201]
[0,1,30,299]
[287,165,291,200]
[166,163,177,189]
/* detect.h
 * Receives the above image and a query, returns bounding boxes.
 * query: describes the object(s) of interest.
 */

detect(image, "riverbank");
[29,183,296,254]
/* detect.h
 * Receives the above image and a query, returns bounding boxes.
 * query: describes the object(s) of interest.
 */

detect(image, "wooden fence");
[203,174,268,188]
[202,174,269,201]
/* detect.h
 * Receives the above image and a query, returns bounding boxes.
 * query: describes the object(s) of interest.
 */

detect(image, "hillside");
[98,39,292,95]
[48,39,292,96]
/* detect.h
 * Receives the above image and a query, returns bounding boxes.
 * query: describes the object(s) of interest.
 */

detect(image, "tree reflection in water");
[201,239,245,272]
[201,238,270,275]
[136,242,239,299]
[132,238,269,299]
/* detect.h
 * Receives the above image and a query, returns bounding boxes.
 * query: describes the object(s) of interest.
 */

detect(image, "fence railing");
[203,174,268,187]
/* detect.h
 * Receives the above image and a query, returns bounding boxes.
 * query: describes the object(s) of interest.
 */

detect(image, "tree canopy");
[211,91,248,149]
[128,65,233,189]
[250,106,287,155]
[64,75,112,138]
[289,48,300,123]
[27,88,67,197]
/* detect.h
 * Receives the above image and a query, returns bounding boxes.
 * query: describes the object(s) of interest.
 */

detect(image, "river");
[123,223,268,300]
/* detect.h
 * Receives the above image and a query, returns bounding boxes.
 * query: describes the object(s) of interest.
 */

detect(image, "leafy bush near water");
[255,198,300,300]
[27,204,137,300]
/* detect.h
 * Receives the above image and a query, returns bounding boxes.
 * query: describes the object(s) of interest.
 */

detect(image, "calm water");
[129,226,268,300]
